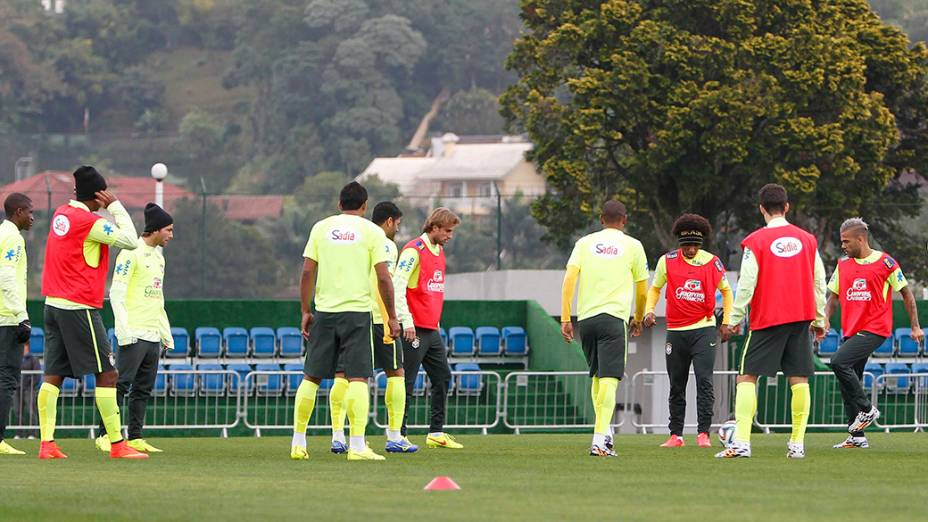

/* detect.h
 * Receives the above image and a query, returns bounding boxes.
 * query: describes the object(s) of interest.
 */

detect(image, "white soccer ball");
[718,420,737,448]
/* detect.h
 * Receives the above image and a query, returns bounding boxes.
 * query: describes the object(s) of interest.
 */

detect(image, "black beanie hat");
[73,166,107,201]
[144,203,173,233]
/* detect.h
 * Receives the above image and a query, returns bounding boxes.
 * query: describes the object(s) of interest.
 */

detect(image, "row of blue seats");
[818,328,923,357]
[53,362,485,398]
[27,327,305,359]
[862,362,928,392]
[28,325,529,360]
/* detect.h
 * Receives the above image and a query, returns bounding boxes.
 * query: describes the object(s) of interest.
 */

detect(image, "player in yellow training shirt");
[561,200,648,457]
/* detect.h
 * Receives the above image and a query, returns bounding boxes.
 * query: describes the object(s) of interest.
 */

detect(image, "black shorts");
[336,323,403,373]
[43,306,115,378]
[304,311,373,380]
[577,313,627,379]
[739,321,814,378]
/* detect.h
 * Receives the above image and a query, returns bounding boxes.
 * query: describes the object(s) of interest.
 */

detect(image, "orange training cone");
[424,476,461,491]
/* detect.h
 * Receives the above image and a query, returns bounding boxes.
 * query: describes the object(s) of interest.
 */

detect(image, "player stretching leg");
[824,218,922,449]
[561,200,648,457]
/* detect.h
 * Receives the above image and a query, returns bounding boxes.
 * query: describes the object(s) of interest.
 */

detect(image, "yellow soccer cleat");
[0,440,26,455]
[426,433,463,449]
[290,445,309,460]
[95,435,112,453]
[347,446,386,461]
[127,439,163,453]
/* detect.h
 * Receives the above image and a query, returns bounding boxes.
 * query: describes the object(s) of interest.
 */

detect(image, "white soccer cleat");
[848,406,880,433]
[715,440,751,459]
[833,436,869,449]
[786,441,805,459]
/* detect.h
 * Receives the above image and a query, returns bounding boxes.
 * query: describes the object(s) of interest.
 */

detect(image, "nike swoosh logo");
[710,343,717,347]
[430,438,447,446]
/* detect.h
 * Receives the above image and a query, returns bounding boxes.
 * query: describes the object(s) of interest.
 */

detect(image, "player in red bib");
[393,208,463,449]
[823,218,922,449]
[644,214,733,449]
[717,184,827,459]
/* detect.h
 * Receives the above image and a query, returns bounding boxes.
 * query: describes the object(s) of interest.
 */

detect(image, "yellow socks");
[385,376,406,434]
[95,387,123,443]
[594,377,618,435]
[734,381,757,443]
[790,383,810,444]
[329,377,349,433]
[345,381,369,438]
[293,379,319,436]
[37,382,59,442]
[590,376,601,412]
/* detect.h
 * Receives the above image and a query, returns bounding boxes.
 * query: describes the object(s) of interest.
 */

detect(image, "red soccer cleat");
[110,440,149,459]
[38,441,68,459]
[660,434,685,448]
[697,432,712,448]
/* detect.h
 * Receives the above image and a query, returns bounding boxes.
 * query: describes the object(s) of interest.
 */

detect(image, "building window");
[447,182,465,198]
[478,182,493,198]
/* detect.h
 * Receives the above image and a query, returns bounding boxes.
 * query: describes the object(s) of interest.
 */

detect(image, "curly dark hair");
[671,213,712,239]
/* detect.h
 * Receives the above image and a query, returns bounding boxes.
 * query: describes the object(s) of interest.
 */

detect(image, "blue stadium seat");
[502,326,528,356]
[277,327,303,357]
[873,335,895,357]
[439,327,448,346]
[255,363,283,396]
[223,327,249,358]
[448,327,475,356]
[896,328,920,357]
[250,327,277,358]
[166,327,190,358]
[455,363,483,395]
[197,363,226,396]
[82,373,96,397]
[284,363,303,395]
[863,363,884,390]
[913,362,928,390]
[169,363,196,396]
[226,363,253,393]
[195,327,222,358]
[476,327,502,356]
[60,377,79,397]
[107,328,118,356]
[29,327,44,357]
[884,362,911,393]
[818,329,840,356]
[153,365,168,396]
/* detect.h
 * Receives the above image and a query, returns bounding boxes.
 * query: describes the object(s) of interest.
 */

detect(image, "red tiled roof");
[206,195,284,221]
[0,171,194,212]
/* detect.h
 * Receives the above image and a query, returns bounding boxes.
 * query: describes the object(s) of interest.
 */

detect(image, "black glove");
[15,320,31,344]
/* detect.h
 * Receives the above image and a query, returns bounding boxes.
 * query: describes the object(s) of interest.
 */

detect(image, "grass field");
[0,433,925,521]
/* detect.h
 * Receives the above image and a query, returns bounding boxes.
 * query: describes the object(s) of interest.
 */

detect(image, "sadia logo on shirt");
[770,237,803,258]
[846,278,872,301]
[675,279,706,302]
[591,242,621,257]
[52,215,70,237]
[329,228,359,243]
[427,270,445,293]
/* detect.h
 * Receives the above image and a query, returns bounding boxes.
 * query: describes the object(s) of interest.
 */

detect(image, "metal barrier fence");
[371,370,502,434]
[5,369,927,436]
[502,371,628,432]
[872,372,928,431]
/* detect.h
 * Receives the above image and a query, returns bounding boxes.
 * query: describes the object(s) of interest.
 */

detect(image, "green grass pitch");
[0,433,925,521]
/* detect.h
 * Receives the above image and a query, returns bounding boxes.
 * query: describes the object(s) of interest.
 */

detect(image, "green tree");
[502,0,928,276]
[438,88,505,135]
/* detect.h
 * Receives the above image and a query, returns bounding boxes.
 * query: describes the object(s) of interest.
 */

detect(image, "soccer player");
[716,184,826,459]
[395,207,462,449]
[95,203,174,454]
[561,200,648,457]
[329,202,418,454]
[39,166,148,459]
[290,182,399,461]
[824,218,923,448]
[0,193,34,456]
[643,214,733,448]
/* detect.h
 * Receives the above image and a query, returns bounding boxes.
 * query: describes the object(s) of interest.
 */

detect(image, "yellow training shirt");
[566,228,649,321]
[0,220,27,326]
[110,237,172,347]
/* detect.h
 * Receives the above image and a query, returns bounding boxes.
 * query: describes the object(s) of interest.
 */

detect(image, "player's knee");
[96,370,119,387]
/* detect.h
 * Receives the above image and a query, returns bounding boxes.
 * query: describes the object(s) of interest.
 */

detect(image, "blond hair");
[422,207,461,233]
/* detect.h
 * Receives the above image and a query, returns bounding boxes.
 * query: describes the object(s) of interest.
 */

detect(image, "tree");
[502,0,928,276]
[438,88,505,135]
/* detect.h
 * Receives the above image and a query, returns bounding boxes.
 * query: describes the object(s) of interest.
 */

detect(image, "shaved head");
[602,200,627,225]
[840,217,869,238]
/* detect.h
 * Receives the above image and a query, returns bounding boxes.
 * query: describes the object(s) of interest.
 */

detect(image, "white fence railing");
[4,369,926,436]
